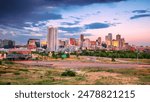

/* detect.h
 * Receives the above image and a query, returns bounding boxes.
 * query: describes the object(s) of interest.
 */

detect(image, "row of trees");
[72,50,150,59]
[32,51,70,59]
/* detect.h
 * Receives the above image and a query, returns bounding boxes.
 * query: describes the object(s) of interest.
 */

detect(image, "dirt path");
[15,60,150,69]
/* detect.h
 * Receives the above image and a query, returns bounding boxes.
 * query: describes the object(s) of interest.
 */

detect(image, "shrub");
[6,82,11,85]
[111,57,116,62]
[61,70,76,77]
[4,61,14,64]
[0,60,2,65]
[14,71,20,75]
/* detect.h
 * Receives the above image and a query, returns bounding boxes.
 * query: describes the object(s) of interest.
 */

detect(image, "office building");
[97,37,101,46]
[120,38,125,48]
[116,34,121,40]
[83,38,91,49]
[3,39,15,49]
[80,34,84,42]
[69,38,76,45]
[0,39,3,48]
[105,33,112,48]
[47,26,58,52]
[90,41,96,50]
[27,39,40,50]
[41,41,47,49]
[112,39,119,47]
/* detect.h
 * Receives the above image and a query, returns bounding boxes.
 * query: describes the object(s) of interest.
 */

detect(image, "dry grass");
[0,61,150,85]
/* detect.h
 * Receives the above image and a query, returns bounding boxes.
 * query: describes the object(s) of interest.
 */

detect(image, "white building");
[47,26,58,52]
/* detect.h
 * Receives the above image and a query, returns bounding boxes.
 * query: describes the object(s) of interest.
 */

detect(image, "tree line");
[72,50,150,59]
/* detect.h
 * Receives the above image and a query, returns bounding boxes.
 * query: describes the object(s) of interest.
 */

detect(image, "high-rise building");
[116,34,121,40]
[47,26,58,52]
[75,39,80,46]
[105,33,112,48]
[80,34,84,48]
[108,33,112,41]
[97,37,101,46]
[69,38,76,45]
[3,39,15,49]
[116,34,123,48]
[58,40,65,48]
[27,39,40,50]
[41,41,47,49]
[112,39,119,47]
[83,38,91,49]
[120,38,125,48]
[0,39,3,48]
[90,41,96,49]
[80,34,84,42]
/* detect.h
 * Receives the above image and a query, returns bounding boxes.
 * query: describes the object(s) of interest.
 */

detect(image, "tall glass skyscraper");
[47,26,58,52]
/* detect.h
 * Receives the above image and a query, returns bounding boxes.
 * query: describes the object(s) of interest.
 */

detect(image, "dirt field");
[0,57,150,85]
[14,60,150,69]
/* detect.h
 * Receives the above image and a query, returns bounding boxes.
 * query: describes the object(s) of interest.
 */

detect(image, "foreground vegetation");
[74,50,150,59]
[0,61,150,85]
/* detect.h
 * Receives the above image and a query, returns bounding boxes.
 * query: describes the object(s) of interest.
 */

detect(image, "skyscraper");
[97,37,101,46]
[116,34,122,48]
[0,39,3,48]
[108,33,112,41]
[116,34,121,40]
[105,33,112,48]
[47,26,58,52]
[80,34,84,42]
[80,34,84,48]
[112,39,119,47]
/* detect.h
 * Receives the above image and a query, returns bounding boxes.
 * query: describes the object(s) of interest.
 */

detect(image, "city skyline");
[0,0,150,46]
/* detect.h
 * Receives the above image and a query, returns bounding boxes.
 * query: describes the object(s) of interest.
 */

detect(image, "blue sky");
[0,0,150,46]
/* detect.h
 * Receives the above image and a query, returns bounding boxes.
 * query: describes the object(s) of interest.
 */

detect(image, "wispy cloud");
[132,10,150,14]
[59,27,83,33]
[84,23,110,29]
[61,21,80,26]
[130,14,150,19]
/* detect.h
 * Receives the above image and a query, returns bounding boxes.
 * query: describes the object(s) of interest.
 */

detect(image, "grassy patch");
[18,69,29,72]
[13,71,20,75]
[0,81,11,85]
[4,61,14,64]
[95,76,122,85]
[0,70,12,74]
[138,75,150,85]
[45,70,52,77]
[75,75,86,81]
[33,79,54,85]
[87,68,137,76]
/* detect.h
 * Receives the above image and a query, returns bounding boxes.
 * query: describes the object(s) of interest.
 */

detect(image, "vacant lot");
[0,59,150,85]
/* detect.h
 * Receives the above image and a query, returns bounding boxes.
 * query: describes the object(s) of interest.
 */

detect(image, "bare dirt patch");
[79,71,138,85]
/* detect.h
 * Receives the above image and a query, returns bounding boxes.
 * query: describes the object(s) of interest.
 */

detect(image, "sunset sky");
[0,0,150,46]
